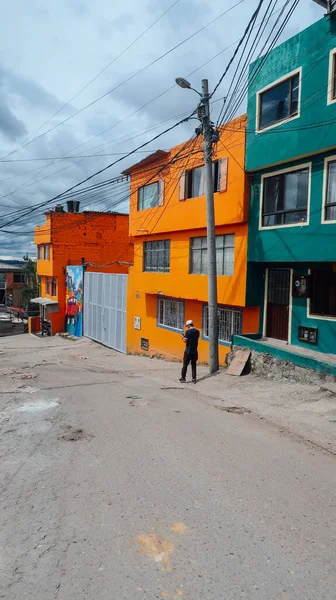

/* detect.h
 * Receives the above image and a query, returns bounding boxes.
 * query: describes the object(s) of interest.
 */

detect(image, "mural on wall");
[65,266,83,336]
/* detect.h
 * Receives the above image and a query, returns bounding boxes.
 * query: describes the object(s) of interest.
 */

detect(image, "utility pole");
[198,79,219,373]
[175,76,219,373]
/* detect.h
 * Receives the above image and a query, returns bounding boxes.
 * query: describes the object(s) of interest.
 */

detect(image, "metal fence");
[83,272,127,354]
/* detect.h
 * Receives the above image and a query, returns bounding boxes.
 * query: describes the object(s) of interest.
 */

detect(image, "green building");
[245,12,336,358]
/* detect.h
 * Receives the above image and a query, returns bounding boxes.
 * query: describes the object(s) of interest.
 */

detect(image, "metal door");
[83,272,127,353]
[265,269,290,341]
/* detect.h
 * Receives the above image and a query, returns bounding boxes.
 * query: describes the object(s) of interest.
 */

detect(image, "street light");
[175,76,219,374]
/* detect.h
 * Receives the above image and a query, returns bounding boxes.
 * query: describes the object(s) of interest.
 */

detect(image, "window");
[44,245,50,260]
[261,167,309,227]
[46,277,51,295]
[37,246,43,260]
[203,305,241,344]
[328,49,336,104]
[179,158,228,200]
[144,240,170,272]
[190,234,235,275]
[158,298,184,331]
[310,271,336,318]
[52,277,57,296]
[258,72,300,130]
[138,180,164,211]
[325,159,336,221]
[13,272,24,284]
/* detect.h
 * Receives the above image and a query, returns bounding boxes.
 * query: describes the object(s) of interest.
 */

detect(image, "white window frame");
[190,234,235,276]
[321,154,336,224]
[259,162,312,231]
[203,304,242,346]
[138,180,164,211]
[255,67,302,134]
[37,246,43,260]
[327,47,336,106]
[44,245,50,260]
[157,297,184,332]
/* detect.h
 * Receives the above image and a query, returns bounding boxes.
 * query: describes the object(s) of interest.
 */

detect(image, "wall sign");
[298,326,318,345]
[134,316,141,330]
[141,337,149,351]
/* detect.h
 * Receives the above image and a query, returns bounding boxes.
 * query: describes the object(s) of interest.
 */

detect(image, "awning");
[30,297,58,306]
[30,297,59,314]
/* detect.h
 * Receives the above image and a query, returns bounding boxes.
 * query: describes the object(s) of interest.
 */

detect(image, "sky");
[0,0,323,258]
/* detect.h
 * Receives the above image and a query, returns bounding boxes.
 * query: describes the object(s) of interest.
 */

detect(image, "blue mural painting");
[65,266,83,336]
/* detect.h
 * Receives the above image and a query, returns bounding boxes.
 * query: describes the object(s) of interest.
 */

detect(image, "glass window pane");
[260,79,291,129]
[224,234,235,248]
[201,248,208,274]
[216,248,224,275]
[191,237,202,249]
[283,169,308,210]
[191,167,203,198]
[327,161,336,210]
[139,182,159,210]
[224,246,234,275]
[290,74,299,114]
[215,235,224,248]
[201,237,207,249]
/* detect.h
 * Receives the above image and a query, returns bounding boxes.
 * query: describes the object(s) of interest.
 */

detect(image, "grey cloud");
[0,103,26,140]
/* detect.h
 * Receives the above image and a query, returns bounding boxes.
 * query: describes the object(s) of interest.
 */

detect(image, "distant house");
[0,261,25,307]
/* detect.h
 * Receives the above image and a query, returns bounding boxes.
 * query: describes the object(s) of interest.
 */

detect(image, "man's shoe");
[192,379,197,384]
[179,377,186,383]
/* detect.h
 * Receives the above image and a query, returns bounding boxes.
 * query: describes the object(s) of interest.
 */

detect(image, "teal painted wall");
[246,15,336,172]
[248,263,336,355]
[248,150,336,263]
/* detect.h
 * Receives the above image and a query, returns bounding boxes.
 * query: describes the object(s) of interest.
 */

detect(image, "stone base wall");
[230,346,336,385]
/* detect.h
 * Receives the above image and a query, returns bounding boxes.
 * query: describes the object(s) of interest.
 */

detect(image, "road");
[1,335,336,599]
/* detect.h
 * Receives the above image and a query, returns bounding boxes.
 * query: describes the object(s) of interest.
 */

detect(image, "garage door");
[83,272,127,353]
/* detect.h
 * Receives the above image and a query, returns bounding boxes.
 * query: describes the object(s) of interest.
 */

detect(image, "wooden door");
[266,269,290,341]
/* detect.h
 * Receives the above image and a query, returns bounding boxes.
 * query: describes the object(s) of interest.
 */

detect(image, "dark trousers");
[181,352,197,380]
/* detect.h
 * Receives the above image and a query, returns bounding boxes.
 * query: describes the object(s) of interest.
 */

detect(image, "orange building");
[34,204,133,334]
[125,116,259,365]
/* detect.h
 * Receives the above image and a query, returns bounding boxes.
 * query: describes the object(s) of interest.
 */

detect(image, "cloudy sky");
[0,0,322,257]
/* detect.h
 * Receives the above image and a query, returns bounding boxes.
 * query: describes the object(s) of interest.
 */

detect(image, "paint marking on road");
[171,522,187,535]
[137,534,174,571]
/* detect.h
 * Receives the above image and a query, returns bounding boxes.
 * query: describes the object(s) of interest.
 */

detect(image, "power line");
[0,0,181,163]
[0,0,245,162]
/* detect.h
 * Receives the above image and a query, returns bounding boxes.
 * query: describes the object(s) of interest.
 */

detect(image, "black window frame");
[185,161,220,200]
[51,277,57,297]
[332,53,336,100]
[310,270,336,318]
[190,234,235,275]
[258,72,300,131]
[13,272,24,284]
[138,181,160,211]
[261,167,309,228]
[143,240,170,272]
[46,277,51,295]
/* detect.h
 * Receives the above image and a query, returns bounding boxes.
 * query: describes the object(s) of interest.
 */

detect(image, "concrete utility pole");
[199,80,219,373]
[175,77,219,373]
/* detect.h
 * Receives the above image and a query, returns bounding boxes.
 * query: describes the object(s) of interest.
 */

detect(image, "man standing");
[179,320,200,384]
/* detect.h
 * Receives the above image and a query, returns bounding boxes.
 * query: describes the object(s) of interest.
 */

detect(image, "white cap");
[186,320,193,326]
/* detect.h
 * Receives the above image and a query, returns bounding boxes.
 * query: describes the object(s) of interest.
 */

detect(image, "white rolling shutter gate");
[83,272,127,353]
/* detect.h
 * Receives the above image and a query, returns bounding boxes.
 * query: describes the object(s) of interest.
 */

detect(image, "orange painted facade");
[35,210,133,334]
[126,116,259,365]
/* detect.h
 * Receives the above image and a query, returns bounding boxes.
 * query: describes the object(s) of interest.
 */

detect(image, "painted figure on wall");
[65,266,83,336]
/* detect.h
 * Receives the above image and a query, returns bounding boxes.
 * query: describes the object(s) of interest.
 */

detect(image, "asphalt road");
[1,337,336,599]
